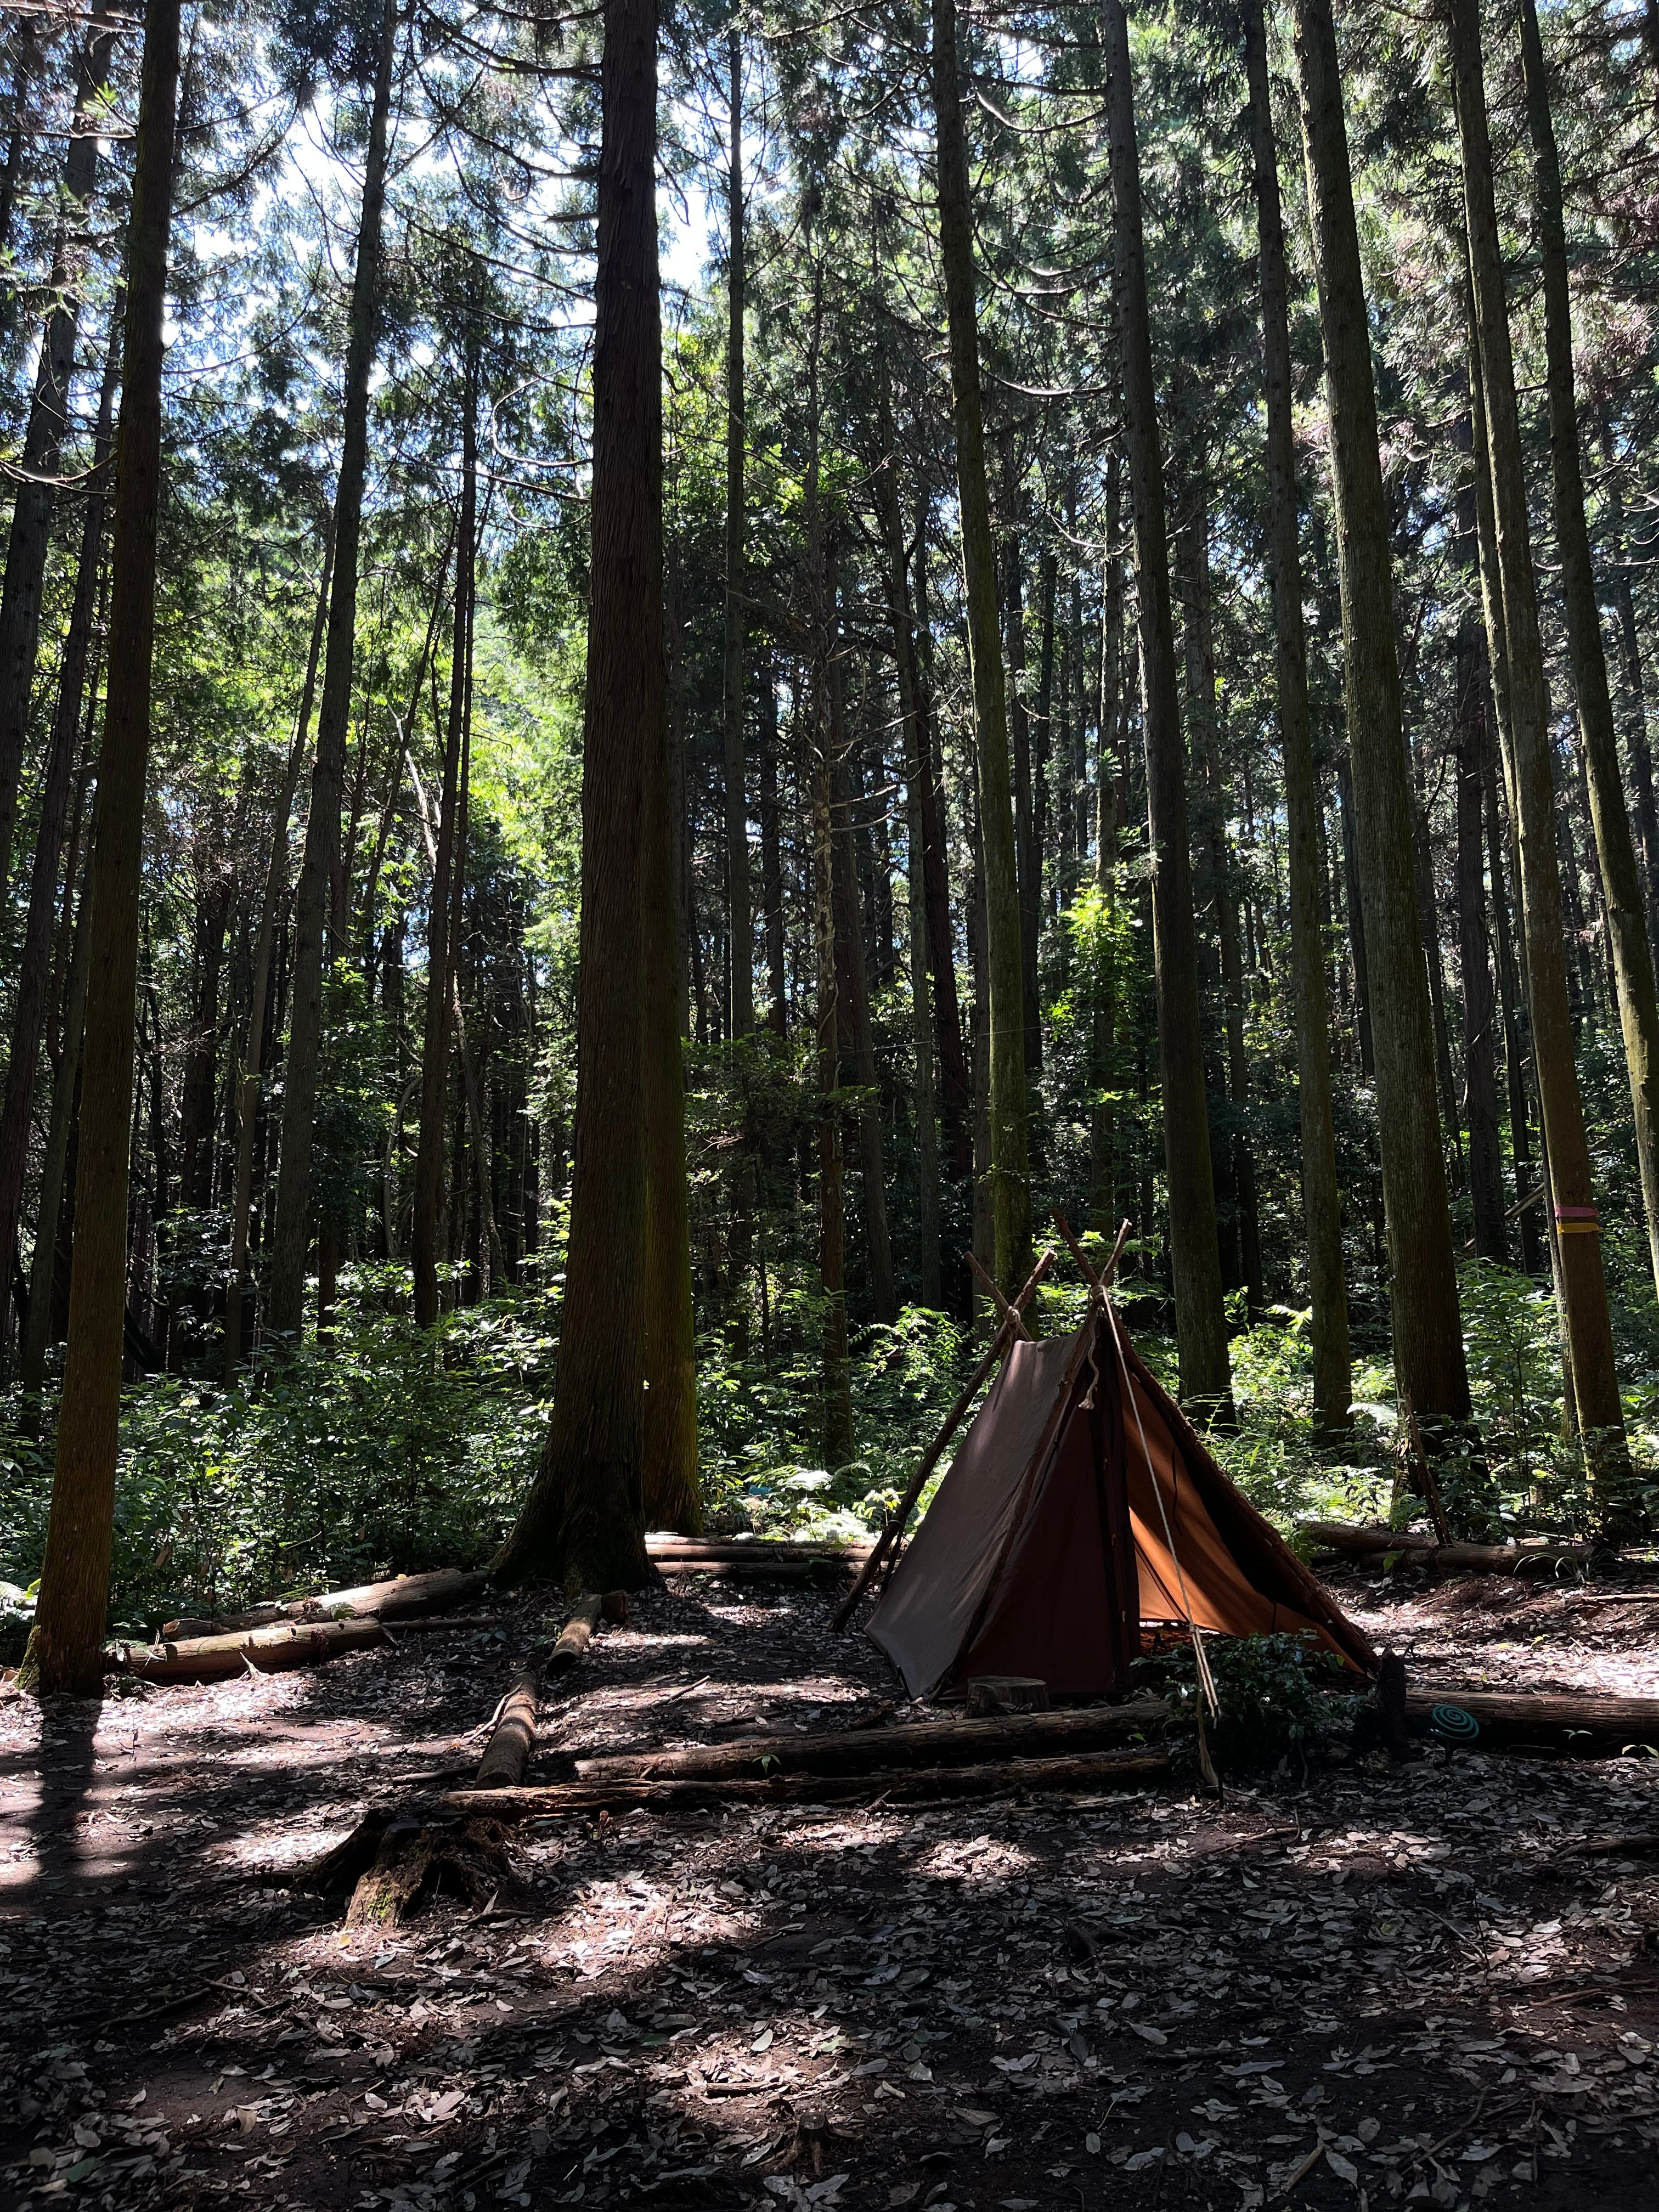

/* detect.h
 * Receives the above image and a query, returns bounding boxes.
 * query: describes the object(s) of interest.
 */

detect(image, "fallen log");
[1404,1687,1659,1757]
[441,1745,1171,1818]
[646,1538,872,1562]
[567,1697,1171,1785]
[161,1566,489,1640]
[657,1557,853,1582]
[119,1615,388,1684]
[1301,1522,1601,1576]
[475,1594,605,1791]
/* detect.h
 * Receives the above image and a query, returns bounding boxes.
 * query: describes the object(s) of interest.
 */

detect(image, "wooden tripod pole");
[832,1245,1054,1634]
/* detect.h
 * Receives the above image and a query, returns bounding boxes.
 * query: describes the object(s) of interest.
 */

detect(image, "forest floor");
[2,1570,1658,2212]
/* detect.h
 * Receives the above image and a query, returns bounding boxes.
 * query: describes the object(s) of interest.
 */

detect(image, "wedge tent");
[865,1303,1376,1700]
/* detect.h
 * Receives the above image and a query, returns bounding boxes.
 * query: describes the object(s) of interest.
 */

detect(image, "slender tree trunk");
[1411,750,1463,1185]
[265,0,397,1347]
[930,0,1030,1295]
[1243,0,1349,1430]
[1186,478,1263,1316]
[1451,0,1629,1503]
[1103,0,1231,1414]
[830,667,897,1323]
[21,0,180,1698]
[1293,0,1471,1444]
[1457,601,1508,1262]
[21,817,94,1410]
[1600,421,1659,944]
[413,346,477,1330]
[1517,0,1659,1304]
[906,685,943,1308]
[0,25,39,358]
[1486,720,1543,1272]
[0,19,115,904]
[493,0,660,1588]
[758,662,786,1030]
[722,24,751,1042]
[641,520,699,1531]
[814,713,853,1464]
[1002,433,1042,1084]
[224,520,334,1378]
[910,505,972,1198]
[0,299,119,1327]
[1089,451,1124,1235]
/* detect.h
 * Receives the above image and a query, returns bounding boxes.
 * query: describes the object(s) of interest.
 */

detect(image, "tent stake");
[831,1245,1056,1633]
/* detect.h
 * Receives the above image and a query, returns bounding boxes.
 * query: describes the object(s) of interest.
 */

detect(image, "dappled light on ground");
[2,1572,1657,2210]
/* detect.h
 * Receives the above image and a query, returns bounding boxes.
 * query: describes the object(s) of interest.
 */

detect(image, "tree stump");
[966,1676,1049,1717]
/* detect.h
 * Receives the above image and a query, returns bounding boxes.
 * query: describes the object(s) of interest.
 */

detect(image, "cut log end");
[966,1676,1049,1717]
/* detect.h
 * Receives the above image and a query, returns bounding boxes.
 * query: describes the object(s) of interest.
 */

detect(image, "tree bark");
[641,499,699,1532]
[21,799,95,1407]
[0,18,115,903]
[1184,477,1263,1317]
[21,0,181,1699]
[1457,601,1508,1262]
[830,670,897,1323]
[1517,0,1659,1306]
[911,502,972,1190]
[723,24,751,1041]
[0,25,40,359]
[0,297,119,1328]
[1089,450,1124,1235]
[1293,0,1471,1442]
[413,341,478,1330]
[1243,0,1349,1431]
[1451,0,1629,1505]
[1002,432,1043,1084]
[930,0,1030,1296]
[1102,0,1231,1414]
[758,662,786,1029]
[265,0,397,1347]
[492,0,661,1589]
[1600,420,1659,946]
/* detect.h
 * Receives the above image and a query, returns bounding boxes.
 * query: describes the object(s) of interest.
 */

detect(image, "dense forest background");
[2,0,1658,1650]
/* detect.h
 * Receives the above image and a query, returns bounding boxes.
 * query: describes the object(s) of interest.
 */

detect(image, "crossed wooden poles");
[831,1215,1131,1634]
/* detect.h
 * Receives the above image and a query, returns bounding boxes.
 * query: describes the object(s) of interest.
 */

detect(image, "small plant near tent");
[1136,1630,1360,1775]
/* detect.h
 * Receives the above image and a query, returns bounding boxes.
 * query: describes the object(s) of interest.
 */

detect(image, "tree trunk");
[0,21,115,902]
[1185,478,1263,1317]
[224,519,335,1378]
[758,662,786,1030]
[1293,0,1471,1444]
[1103,0,1231,1415]
[21,803,95,1408]
[492,0,660,1590]
[1002,433,1042,1085]
[21,0,180,1699]
[1600,419,1659,946]
[641,518,699,1533]
[0,26,40,359]
[0,298,119,1329]
[930,0,1030,1295]
[1456,604,1508,1263]
[723,24,751,1042]
[1451,0,1629,1505]
[831,667,897,1323]
[413,344,478,1330]
[1518,0,1659,1306]
[911,503,972,1191]
[1089,450,1124,1235]
[1243,0,1350,1430]
[265,0,397,1348]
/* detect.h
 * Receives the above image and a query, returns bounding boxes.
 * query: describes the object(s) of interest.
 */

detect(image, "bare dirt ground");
[2,1567,1658,2212]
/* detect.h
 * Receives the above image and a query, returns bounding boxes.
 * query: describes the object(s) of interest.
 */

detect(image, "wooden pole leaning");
[967,1250,1031,1339]
[831,1245,1056,1634]
[1051,1211,1131,1302]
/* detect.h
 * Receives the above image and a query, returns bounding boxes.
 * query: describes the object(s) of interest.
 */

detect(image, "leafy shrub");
[1135,1629,1361,1774]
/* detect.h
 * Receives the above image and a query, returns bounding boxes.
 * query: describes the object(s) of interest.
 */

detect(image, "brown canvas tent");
[865,1303,1376,1700]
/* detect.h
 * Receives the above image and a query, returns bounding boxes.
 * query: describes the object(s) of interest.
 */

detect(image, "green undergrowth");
[2,1254,1656,1639]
